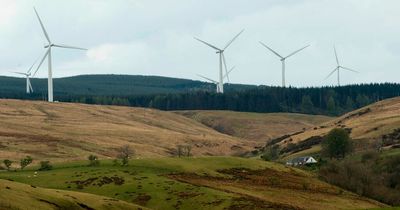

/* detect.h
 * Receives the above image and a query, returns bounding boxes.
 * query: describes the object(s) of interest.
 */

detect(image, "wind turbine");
[194,29,244,93]
[259,42,309,87]
[32,8,87,102]
[197,66,235,93]
[10,59,38,94]
[325,46,358,86]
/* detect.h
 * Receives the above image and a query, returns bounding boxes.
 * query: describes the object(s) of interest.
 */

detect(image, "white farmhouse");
[286,156,317,166]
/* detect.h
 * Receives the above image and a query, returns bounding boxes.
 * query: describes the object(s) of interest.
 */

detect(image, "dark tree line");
[2,83,400,116]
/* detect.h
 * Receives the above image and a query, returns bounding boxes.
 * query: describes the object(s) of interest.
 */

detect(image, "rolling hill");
[0,157,386,210]
[273,97,400,158]
[176,110,332,142]
[0,179,147,210]
[2,75,400,118]
[0,74,254,96]
[0,99,255,162]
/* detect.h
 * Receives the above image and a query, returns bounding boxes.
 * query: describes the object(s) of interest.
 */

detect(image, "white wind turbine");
[325,46,358,86]
[194,29,244,93]
[197,66,235,93]
[259,42,309,87]
[10,59,38,94]
[32,8,87,102]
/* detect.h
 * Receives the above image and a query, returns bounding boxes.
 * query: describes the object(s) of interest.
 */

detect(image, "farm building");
[286,156,317,166]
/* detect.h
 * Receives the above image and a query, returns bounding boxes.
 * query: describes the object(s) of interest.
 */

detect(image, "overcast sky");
[0,0,399,87]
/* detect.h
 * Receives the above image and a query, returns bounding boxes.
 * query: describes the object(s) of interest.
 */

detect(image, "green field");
[0,179,146,210]
[0,157,386,210]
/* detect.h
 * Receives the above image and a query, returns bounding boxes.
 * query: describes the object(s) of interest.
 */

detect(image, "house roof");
[287,156,315,163]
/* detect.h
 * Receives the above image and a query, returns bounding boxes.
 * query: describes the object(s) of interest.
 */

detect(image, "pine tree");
[327,96,336,115]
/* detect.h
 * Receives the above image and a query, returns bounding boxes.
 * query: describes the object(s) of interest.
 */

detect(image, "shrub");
[88,155,100,167]
[261,145,280,161]
[20,156,33,170]
[112,159,120,166]
[319,157,400,206]
[361,151,379,163]
[321,128,353,159]
[39,161,53,171]
[3,159,12,170]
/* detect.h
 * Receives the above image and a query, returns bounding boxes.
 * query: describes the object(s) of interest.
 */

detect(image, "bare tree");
[176,144,192,157]
[185,145,192,157]
[177,145,184,158]
[117,145,135,166]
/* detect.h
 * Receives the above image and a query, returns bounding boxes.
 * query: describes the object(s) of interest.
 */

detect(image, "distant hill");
[2,75,400,116]
[0,74,255,96]
[0,99,255,162]
[176,110,332,143]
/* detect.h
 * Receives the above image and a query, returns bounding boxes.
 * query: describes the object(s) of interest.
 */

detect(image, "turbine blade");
[27,57,40,74]
[32,48,50,77]
[34,7,51,43]
[325,67,338,80]
[10,71,27,76]
[197,74,218,84]
[341,66,359,73]
[285,44,310,59]
[228,66,236,74]
[223,29,245,50]
[259,42,283,59]
[224,66,235,80]
[222,53,230,82]
[28,78,33,92]
[334,46,340,66]
[53,44,87,50]
[194,37,221,51]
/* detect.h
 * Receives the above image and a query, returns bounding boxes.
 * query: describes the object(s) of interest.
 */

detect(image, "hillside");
[0,179,146,210]
[0,74,254,96]
[176,110,332,142]
[0,157,386,210]
[274,97,400,158]
[0,99,255,162]
[2,75,400,117]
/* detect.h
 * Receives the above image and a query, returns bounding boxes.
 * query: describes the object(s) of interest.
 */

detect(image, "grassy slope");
[0,179,146,210]
[0,99,254,162]
[176,110,332,143]
[0,157,385,210]
[278,97,400,157]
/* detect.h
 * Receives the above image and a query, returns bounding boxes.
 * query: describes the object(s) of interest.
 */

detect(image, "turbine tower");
[194,29,244,93]
[325,46,358,86]
[33,8,87,102]
[10,59,38,94]
[259,42,309,87]
[197,66,235,93]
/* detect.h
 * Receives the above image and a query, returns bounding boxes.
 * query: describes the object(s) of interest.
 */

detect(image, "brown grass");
[176,110,332,143]
[279,97,400,155]
[168,167,386,210]
[0,99,255,162]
